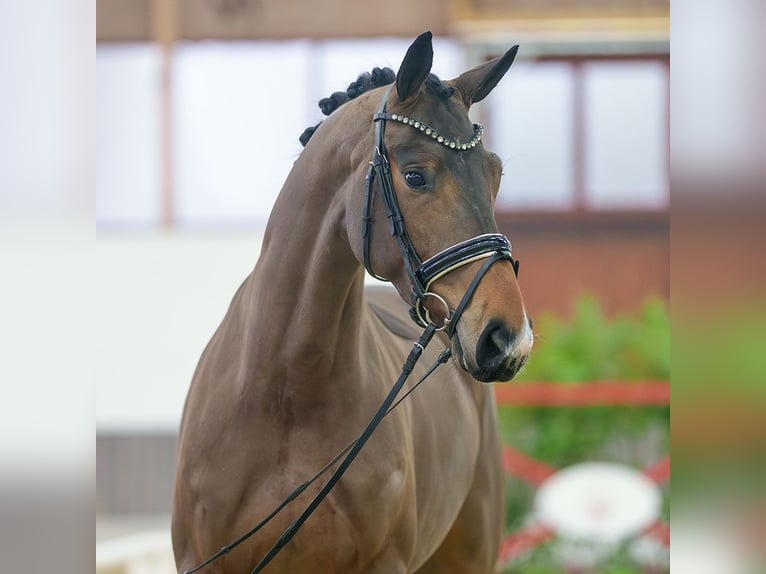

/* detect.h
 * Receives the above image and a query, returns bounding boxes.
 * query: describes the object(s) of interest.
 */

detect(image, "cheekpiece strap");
[366,86,424,292]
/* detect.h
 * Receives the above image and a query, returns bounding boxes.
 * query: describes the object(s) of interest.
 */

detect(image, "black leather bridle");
[363,86,519,335]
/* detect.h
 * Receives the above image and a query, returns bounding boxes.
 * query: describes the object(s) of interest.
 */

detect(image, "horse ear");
[396,31,434,102]
[453,45,519,107]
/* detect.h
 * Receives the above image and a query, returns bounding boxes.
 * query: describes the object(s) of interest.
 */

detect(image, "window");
[492,61,575,210]
[173,42,310,226]
[489,56,669,212]
[97,45,161,225]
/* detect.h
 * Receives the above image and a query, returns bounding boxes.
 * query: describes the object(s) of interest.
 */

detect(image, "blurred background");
[96,1,670,572]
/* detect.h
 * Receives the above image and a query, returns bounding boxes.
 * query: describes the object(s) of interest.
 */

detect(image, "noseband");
[363,86,520,334]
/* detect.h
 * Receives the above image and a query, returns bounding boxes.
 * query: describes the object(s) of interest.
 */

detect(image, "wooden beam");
[97,0,152,42]
[151,0,178,228]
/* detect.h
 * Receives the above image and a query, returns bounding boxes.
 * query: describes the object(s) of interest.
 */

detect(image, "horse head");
[334,33,533,382]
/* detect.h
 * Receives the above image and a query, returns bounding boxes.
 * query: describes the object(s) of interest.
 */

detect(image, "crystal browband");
[374,112,484,151]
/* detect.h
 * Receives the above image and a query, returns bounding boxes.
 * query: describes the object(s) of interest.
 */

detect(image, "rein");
[184,85,520,574]
[183,329,451,574]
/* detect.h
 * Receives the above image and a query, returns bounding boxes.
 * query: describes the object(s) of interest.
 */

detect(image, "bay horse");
[172,32,533,574]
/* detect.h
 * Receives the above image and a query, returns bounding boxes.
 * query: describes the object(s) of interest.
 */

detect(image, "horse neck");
[242,117,370,384]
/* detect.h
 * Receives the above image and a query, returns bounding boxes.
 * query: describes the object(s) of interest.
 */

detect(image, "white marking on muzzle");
[513,312,534,358]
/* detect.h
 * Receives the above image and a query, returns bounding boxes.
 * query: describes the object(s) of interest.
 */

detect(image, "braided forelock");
[299,68,453,147]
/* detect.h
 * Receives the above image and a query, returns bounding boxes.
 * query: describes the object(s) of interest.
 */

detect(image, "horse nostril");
[476,320,515,372]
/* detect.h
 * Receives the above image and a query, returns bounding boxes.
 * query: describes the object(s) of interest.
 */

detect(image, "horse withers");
[172,32,533,573]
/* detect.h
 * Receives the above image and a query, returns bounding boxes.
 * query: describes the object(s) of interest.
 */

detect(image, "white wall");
[96,232,262,432]
[95,232,389,432]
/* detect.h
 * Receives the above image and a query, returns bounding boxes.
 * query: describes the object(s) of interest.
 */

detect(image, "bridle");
[363,85,519,334]
[182,84,522,574]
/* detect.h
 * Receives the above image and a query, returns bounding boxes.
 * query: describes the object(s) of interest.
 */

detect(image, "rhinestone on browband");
[381,112,484,151]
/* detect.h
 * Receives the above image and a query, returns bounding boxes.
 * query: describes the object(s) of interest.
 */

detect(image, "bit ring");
[416,292,453,331]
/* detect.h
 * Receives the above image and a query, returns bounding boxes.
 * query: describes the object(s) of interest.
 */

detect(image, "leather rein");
[183,85,520,574]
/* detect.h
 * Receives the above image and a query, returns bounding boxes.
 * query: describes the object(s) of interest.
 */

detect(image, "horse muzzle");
[454,315,534,383]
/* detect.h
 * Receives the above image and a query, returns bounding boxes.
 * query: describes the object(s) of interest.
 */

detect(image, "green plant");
[516,294,669,382]
[498,295,669,573]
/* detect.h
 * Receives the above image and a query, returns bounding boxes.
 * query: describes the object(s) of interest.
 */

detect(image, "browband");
[373,112,484,151]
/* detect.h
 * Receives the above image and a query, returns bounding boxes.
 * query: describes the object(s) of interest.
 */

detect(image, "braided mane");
[299,67,456,146]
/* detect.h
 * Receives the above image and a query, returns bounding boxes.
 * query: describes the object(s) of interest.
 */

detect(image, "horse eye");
[404,171,426,188]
